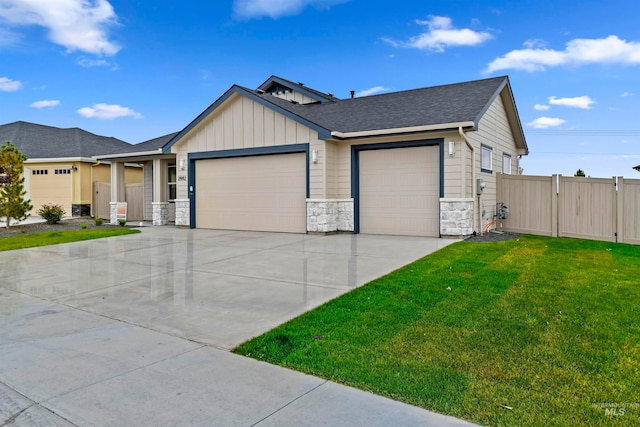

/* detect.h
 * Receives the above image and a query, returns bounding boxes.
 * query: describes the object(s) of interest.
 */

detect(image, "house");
[0,121,143,218]
[103,75,529,237]
[634,165,640,172]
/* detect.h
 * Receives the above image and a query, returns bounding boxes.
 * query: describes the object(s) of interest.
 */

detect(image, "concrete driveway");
[0,227,477,426]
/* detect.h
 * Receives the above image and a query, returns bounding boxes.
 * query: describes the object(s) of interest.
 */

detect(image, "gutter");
[331,121,475,139]
[458,126,479,234]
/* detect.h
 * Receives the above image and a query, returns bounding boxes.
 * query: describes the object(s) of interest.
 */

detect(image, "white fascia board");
[330,121,475,139]
[93,150,164,160]
[25,157,96,163]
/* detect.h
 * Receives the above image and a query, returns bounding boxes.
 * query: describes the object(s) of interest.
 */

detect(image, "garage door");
[28,168,72,215]
[195,153,306,233]
[359,146,440,237]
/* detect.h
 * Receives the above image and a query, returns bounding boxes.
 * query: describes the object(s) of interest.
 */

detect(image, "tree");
[0,141,32,229]
[574,169,586,177]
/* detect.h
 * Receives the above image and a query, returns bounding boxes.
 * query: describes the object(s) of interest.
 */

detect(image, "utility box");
[497,202,508,220]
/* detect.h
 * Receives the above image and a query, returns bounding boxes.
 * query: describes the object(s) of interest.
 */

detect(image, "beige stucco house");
[103,75,528,237]
[0,121,143,218]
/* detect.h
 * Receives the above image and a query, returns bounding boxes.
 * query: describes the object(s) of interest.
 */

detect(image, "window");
[32,169,48,175]
[55,169,71,175]
[168,164,177,201]
[503,154,512,174]
[481,145,493,173]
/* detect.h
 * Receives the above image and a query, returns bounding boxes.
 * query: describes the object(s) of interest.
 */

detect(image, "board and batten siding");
[270,90,316,105]
[172,94,324,200]
[467,94,520,225]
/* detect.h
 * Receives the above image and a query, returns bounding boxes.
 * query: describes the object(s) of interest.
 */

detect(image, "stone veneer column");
[109,202,119,225]
[152,202,170,226]
[440,198,474,237]
[306,199,354,233]
[174,199,190,226]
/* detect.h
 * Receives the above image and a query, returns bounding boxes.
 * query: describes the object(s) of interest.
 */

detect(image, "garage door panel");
[359,146,439,237]
[196,153,306,233]
[29,172,72,215]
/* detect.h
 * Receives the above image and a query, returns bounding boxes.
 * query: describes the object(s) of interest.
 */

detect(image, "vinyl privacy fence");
[496,173,640,244]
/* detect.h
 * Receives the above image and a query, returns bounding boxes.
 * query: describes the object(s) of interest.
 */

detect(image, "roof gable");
[257,76,339,104]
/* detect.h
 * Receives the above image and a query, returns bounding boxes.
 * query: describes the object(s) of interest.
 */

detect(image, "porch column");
[152,158,169,225]
[109,161,126,225]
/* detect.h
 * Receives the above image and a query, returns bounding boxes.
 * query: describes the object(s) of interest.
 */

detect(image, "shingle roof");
[119,132,180,153]
[255,76,509,133]
[0,121,133,159]
[164,75,528,154]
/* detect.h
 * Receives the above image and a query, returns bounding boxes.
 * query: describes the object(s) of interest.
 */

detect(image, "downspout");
[458,127,478,234]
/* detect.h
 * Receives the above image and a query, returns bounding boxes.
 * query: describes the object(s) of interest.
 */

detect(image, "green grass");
[234,236,640,426]
[0,228,140,251]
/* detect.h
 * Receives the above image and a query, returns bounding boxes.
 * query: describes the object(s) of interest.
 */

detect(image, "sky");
[1,0,640,178]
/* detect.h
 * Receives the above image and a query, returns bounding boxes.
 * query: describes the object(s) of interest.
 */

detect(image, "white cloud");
[77,57,110,67]
[233,0,348,19]
[486,35,640,73]
[384,15,492,52]
[621,91,633,97]
[356,86,390,97]
[0,0,120,56]
[29,100,60,108]
[549,96,596,109]
[77,103,142,120]
[0,77,22,91]
[534,104,550,111]
[527,117,566,128]
[523,38,547,49]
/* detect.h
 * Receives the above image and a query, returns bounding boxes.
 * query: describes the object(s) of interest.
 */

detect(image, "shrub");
[81,224,88,229]
[118,219,126,227]
[94,217,103,226]
[37,204,65,225]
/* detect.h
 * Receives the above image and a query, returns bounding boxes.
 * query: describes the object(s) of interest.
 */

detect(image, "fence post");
[617,177,624,243]
[551,174,559,237]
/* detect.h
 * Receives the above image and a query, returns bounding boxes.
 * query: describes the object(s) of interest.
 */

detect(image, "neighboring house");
[0,121,142,218]
[105,75,529,237]
[634,165,640,172]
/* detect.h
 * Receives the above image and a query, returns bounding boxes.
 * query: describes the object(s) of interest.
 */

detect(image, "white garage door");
[195,153,306,233]
[359,146,440,237]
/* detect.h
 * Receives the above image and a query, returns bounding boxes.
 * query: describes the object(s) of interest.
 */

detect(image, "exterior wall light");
[311,150,319,164]
[179,159,186,171]
[448,141,455,157]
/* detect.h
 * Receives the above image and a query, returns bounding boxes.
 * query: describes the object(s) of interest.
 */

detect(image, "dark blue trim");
[257,76,334,103]
[163,86,331,154]
[351,139,444,234]
[188,157,196,228]
[188,144,310,229]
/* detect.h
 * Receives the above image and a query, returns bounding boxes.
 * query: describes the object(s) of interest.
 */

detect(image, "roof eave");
[25,157,98,163]
[330,121,476,140]
[94,150,168,161]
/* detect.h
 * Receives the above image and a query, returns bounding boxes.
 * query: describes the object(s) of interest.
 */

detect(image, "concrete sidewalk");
[0,227,478,426]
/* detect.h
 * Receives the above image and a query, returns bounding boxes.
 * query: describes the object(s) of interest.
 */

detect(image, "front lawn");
[0,228,140,252]
[234,236,640,426]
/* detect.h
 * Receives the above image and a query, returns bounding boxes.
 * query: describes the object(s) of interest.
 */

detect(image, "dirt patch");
[466,231,523,242]
[0,218,123,238]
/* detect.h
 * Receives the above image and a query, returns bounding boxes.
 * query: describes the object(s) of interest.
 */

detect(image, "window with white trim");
[503,153,512,174]
[481,145,493,173]
[168,164,177,201]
